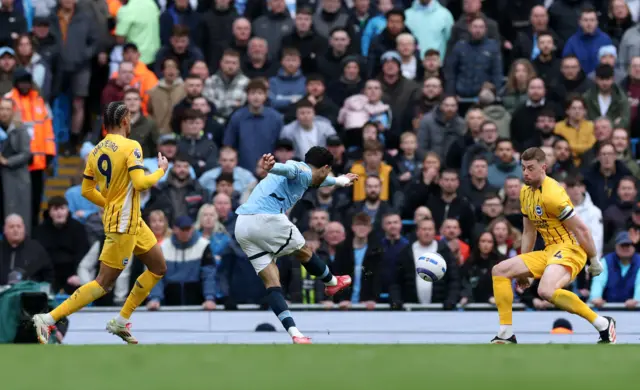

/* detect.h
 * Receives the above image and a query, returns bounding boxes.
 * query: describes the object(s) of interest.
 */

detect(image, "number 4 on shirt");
[553,251,562,259]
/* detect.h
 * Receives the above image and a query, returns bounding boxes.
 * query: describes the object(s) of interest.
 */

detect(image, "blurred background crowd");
[0,0,639,316]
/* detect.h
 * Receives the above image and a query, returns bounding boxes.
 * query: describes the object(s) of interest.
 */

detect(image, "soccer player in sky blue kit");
[235,147,358,344]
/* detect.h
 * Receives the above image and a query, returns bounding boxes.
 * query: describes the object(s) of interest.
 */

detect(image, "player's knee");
[492,262,508,277]
[94,275,116,291]
[152,261,167,277]
[537,285,555,301]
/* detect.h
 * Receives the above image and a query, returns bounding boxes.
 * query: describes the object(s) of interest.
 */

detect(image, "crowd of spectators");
[0,0,639,312]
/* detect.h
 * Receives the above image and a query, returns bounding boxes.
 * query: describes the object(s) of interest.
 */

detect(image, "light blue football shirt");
[236,160,336,215]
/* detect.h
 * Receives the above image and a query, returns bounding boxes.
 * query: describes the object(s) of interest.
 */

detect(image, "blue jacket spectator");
[562,8,612,75]
[444,19,503,98]
[149,216,216,306]
[404,0,453,59]
[159,0,200,46]
[268,68,306,112]
[487,140,523,188]
[223,103,283,172]
[64,184,100,223]
[590,232,640,305]
[360,14,386,56]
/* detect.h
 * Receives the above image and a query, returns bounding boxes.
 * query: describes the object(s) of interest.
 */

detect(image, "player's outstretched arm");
[520,217,537,254]
[562,214,602,275]
[81,177,106,207]
[320,173,359,187]
[129,153,169,191]
[261,154,298,179]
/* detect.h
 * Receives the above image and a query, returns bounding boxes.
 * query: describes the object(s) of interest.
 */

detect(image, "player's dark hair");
[564,174,585,188]
[103,101,129,130]
[304,146,334,168]
[216,172,234,184]
[352,212,372,226]
[521,147,546,163]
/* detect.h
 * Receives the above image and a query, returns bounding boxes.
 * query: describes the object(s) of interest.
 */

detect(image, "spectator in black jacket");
[532,31,562,91]
[427,168,476,241]
[512,6,564,63]
[317,27,355,83]
[283,74,340,127]
[146,156,210,223]
[280,7,327,75]
[327,55,365,108]
[603,177,638,245]
[289,182,351,234]
[459,231,505,305]
[549,54,594,104]
[332,212,383,309]
[171,74,206,133]
[0,0,27,47]
[241,37,279,79]
[159,0,200,46]
[33,197,89,294]
[583,142,632,210]
[0,214,53,286]
[196,0,238,73]
[392,218,460,309]
[154,25,205,79]
[177,109,219,177]
[367,9,408,78]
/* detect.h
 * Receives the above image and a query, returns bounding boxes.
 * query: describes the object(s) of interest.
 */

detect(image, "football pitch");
[1,344,637,390]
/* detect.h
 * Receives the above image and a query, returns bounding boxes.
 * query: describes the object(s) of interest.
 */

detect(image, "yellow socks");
[550,289,598,323]
[50,281,107,322]
[119,270,163,320]
[492,276,513,325]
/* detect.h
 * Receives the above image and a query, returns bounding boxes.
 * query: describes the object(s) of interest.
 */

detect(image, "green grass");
[1,344,637,390]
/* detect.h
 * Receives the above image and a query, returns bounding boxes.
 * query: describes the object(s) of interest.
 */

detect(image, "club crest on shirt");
[133,148,142,159]
[535,205,543,216]
[122,258,129,266]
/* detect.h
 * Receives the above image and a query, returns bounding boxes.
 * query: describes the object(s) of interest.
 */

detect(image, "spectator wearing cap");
[6,68,56,229]
[327,56,365,109]
[159,0,200,46]
[197,0,238,73]
[154,25,205,79]
[0,97,31,231]
[602,177,637,246]
[147,215,217,309]
[251,0,293,61]
[0,214,53,286]
[33,196,89,294]
[148,57,186,134]
[564,174,604,258]
[326,134,347,174]
[587,45,625,84]
[176,109,218,177]
[367,9,409,78]
[199,146,256,196]
[280,98,337,160]
[31,16,58,68]
[14,33,53,102]
[583,142,632,210]
[111,43,159,116]
[404,0,453,60]
[115,0,160,65]
[143,133,196,183]
[146,154,209,223]
[281,7,327,75]
[223,79,283,171]
[203,48,248,119]
[445,16,503,99]
[284,74,340,129]
[590,231,640,309]
[585,64,631,130]
[48,0,99,143]
[0,47,16,95]
[562,6,613,76]
[0,0,27,46]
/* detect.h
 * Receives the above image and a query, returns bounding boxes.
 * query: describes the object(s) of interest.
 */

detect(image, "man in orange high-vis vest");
[5,69,56,228]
